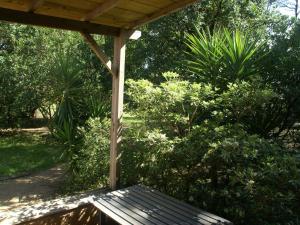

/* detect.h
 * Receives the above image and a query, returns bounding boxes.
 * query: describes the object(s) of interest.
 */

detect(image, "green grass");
[0,132,65,177]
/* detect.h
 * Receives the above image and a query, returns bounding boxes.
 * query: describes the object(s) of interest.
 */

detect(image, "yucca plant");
[86,94,110,119]
[185,28,267,89]
[50,51,84,146]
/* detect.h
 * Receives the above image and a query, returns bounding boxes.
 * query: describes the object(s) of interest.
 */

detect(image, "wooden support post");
[110,31,126,190]
[81,30,140,191]
[99,212,107,225]
[80,32,114,76]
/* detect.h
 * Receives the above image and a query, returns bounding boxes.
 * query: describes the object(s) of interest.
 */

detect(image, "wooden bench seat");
[89,185,233,225]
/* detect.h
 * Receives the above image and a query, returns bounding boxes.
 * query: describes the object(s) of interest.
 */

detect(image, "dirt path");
[0,165,66,212]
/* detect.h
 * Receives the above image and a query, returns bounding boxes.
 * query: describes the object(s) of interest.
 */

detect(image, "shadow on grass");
[0,132,65,177]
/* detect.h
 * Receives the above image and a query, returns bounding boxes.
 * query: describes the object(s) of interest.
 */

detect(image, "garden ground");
[0,164,66,212]
[0,128,66,211]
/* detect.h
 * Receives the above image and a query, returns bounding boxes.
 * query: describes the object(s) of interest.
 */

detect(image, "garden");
[0,0,300,224]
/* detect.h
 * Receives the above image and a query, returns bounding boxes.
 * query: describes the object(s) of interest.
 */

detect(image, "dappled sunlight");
[0,194,104,225]
[0,165,66,211]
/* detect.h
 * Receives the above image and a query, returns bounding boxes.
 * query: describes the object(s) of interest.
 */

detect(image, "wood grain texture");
[110,30,127,190]
[81,32,114,75]
[0,0,198,29]
[82,0,121,21]
[128,0,199,28]
[90,185,233,225]
[27,0,45,12]
[0,7,120,36]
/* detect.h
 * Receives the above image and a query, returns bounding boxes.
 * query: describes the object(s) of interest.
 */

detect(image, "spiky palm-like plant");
[185,28,267,89]
[51,51,84,146]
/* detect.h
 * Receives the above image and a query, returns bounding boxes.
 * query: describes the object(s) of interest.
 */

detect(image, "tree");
[261,21,300,139]
[0,23,52,127]
[125,0,273,83]
[270,0,299,18]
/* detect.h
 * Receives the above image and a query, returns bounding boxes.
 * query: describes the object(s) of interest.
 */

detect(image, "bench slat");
[116,189,196,225]
[122,187,207,225]
[111,191,176,225]
[136,185,230,223]
[90,185,233,225]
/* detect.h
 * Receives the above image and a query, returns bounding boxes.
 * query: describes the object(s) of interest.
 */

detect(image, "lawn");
[0,131,65,177]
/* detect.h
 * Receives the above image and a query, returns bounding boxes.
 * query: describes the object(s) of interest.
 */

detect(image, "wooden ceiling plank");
[127,0,198,28]
[47,0,98,11]
[117,0,160,14]
[35,2,87,21]
[0,7,120,36]
[27,0,45,12]
[0,0,29,11]
[82,0,121,22]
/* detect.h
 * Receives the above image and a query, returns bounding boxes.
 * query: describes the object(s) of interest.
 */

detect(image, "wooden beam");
[110,30,126,190]
[82,0,121,22]
[0,8,120,36]
[81,32,114,76]
[127,0,198,29]
[27,0,44,12]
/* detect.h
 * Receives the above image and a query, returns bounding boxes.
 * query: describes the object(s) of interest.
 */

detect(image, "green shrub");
[121,123,300,225]
[66,117,110,191]
[122,75,300,225]
[66,72,300,225]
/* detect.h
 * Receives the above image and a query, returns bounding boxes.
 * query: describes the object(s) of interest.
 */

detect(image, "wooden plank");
[110,30,126,190]
[82,0,121,21]
[0,0,199,29]
[104,7,146,21]
[0,7,120,36]
[92,200,133,225]
[136,185,232,224]
[92,16,128,28]
[131,186,215,225]
[99,195,157,225]
[127,0,198,28]
[114,190,194,225]
[124,188,206,225]
[99,211,107,225]
[90,185,233,225]
[106,192,167,225]
[35,2,88,21]
[93,196,146,225]
[27,0,44,12]
[117,0,160,14]
[80,32,114,76]
[47,0,98,11]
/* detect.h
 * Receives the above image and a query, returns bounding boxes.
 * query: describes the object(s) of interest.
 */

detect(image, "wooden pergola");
[0,0,198,190]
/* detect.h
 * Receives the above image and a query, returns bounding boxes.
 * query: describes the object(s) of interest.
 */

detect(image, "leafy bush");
[127,73,280,138]
[121,124,300,225]
[215,80,279,137]
[122,74,300,225]
[66,117,110,191]
[185,27,300,142]
[127,72,217,137]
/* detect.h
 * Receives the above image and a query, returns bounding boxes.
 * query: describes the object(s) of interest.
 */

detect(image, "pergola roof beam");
[82,0,121,22]
[0,8,120,36]
[81,32,114,76]
[27,0,45,12]
[128,0,198,29]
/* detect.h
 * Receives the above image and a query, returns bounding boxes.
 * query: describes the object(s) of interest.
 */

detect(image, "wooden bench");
[89,185,233,225]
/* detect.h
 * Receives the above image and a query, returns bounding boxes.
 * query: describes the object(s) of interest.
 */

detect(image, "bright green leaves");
[185,28,267,88]
[126,72,217,137]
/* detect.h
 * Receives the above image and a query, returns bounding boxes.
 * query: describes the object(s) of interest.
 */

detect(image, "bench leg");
[99,212,107,225]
